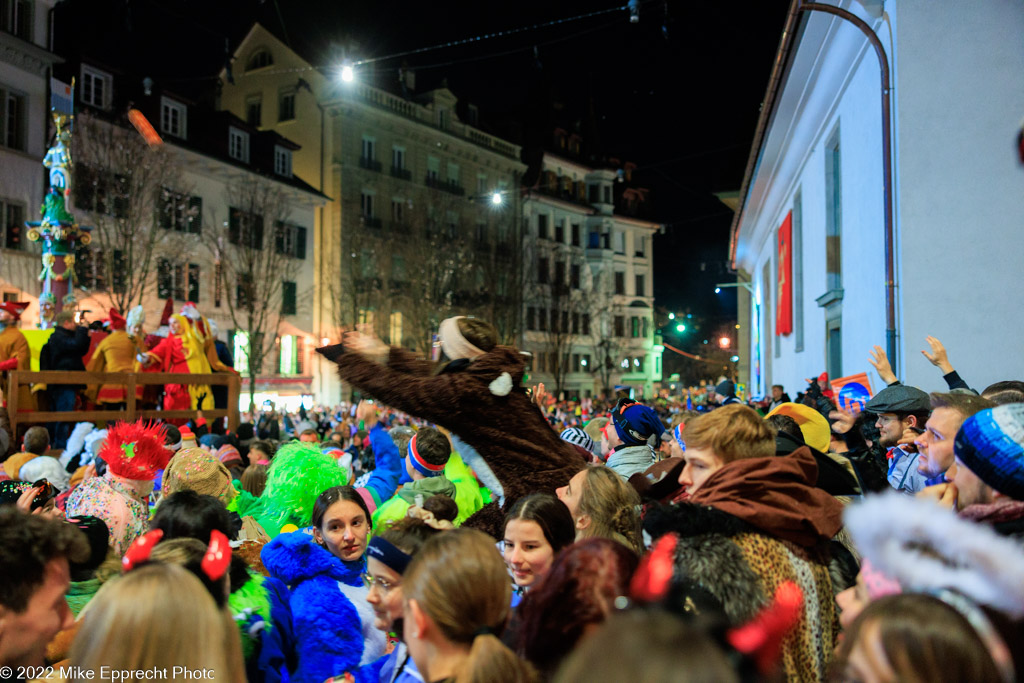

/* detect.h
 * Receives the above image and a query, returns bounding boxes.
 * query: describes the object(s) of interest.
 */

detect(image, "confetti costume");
[66,421,171,555]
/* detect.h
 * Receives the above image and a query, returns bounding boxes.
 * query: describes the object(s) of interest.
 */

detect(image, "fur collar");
[643,501,755,542]
[261,529,364,586]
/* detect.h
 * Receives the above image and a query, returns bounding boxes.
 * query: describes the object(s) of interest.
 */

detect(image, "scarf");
[689,447,844,547]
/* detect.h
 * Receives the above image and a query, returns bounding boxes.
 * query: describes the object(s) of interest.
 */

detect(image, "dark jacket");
[40,326,90,390]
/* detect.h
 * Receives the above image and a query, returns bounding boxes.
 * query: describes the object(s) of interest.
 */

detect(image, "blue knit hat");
[954,404,1024,500]
[612,399,666,446]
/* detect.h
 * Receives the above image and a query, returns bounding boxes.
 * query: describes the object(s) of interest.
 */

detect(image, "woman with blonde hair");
[70,563,245,683]
[555,465,643,554]
[402,528,536,683]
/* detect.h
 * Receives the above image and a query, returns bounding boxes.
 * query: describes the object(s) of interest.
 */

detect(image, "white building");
[522,153,663,398]
[731,0,1024,396]
[0,0,60,309]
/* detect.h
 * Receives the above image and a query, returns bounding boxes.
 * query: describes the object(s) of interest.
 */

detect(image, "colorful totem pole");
[26,106,92,329]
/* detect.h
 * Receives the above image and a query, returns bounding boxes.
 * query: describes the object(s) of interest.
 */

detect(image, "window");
[614,315,625,337]
[570,264,581,290]
[246,49,273,71]
[825,132,842,291]
[581,354,591,370]
[2,200,25,250]
[631,316,640,338]
[477,174,487,195]
[275,222,307,259]
[537,214,548,239]
[75,247,107,291]
[0,87,25,151]
[273,145,292,177]
[187,263,200,302]
[571,223,581,247]
[438,107,449,129]
[228,127,249,163]
[246,95,262,127]
[614,272,625,295]
[391,146,406,176]
[635,273,645,296]
[588,185,598,203]
[447,162,459,185]
[475,221,486,245]
[603,186,612,204]
[156,258,198,301]
[553,261,565,289]
[358,308,375,327]
[635,235,646,257]
[277,335,305,376]
[228,207,264,249]
[550,309,559,333]
[555,221,565,244]
[214,262,223,308]
[389,312,403,345]
[426,156,440,181]
[538,307,547,331]
[582,314,591,336]
[445,211,457,239]
[74,166,128,218]
[391,199,404,223]
[278,89,295,121]
[160,97,187,139]
[633,356,645,373]
[391,253,407,281]
[281,281,297,315]
[537,257,549,284]
[236,273,254,309]
[0,0,32,40]
[360,191,375,218]
[80,65,111,109]
[613,231,626,254]
[360,250,375,278]
[526,307,536,331]
[157,188,202,234]
[362,136,376,161]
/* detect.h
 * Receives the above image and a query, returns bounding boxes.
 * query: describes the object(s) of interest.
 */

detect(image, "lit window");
[228,127,249,163]
[160,97,187,139]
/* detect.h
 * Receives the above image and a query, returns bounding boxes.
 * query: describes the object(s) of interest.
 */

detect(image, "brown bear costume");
[320,344,585,537]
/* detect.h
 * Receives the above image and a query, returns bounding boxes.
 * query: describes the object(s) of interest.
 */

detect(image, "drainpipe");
[797,1,898,372]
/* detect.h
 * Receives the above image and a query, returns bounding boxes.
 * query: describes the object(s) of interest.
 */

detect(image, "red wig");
[99,420,171,481]
[517,538,639,676]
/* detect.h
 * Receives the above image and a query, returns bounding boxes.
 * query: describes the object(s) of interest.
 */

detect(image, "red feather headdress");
[99,420,171,481]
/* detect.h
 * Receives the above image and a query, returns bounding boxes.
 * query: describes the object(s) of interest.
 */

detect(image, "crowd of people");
[2,315,1024,682]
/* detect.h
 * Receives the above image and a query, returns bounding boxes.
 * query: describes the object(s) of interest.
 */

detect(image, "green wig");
[248,442,348,537]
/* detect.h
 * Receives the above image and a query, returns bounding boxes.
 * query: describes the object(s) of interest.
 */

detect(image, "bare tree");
[206,174,300,412]
[72,111,189,312]
[586,268,625,397]
[524,240,595,395]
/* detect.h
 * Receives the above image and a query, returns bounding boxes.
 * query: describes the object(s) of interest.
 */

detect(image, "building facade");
[522,153,663,398]
[0,0,60,313]
[219,24,527,402]
[731,0,1024,396]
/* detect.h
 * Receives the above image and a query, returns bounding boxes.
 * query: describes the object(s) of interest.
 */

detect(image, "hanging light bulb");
[340,63,355,83]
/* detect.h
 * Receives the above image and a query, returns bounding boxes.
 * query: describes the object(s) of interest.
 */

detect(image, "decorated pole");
[26,78,91,329]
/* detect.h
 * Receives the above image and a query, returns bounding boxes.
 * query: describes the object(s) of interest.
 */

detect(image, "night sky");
[57,0,790,353]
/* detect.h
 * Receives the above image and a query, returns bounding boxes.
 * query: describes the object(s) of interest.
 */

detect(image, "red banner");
[776,212,793,336]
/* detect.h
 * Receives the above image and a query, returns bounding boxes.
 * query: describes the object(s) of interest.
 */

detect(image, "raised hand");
[868,345,898,385]
[921,336,954,374]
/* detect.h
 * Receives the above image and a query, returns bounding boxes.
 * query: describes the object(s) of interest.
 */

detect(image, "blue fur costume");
[262,530,387,683]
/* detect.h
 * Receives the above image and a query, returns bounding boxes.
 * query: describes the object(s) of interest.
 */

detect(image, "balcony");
[390,165,412,181]
[425,176,465,196]
[362,215,382,229]
[359,157,382,172]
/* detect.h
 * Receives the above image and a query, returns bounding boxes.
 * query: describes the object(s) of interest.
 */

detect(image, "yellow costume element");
[86,330,141,403]
[0,326,34,411]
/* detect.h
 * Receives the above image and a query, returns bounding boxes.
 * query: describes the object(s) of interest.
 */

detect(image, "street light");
[491,191,503,205]
[718,336,730,349]
[730,355,740,362]
[340,63,355,83]
[715,287,721,294]
[668,312,675,320]
[675,324,686,332]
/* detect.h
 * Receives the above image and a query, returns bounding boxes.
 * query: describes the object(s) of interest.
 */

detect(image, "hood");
[261,529,363,586]
[775,433,860,496]
[396,475,458,505]
[689,447,844,547]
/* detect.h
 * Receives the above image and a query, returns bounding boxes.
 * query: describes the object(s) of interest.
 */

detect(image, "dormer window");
[228,127,249,163]
[246,49,273,72]
[274,145,292,177]
[80,65,112,110]
[160,97,187,139]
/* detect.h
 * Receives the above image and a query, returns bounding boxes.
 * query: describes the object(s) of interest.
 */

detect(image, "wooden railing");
[6,371,241,438]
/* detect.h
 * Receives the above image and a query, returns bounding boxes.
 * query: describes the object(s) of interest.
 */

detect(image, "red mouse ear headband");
[201,529,231,581]
[122,529,164,571]
[122,528,231,582]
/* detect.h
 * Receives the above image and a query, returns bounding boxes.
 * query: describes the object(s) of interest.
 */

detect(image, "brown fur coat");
[328,345,584,537]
